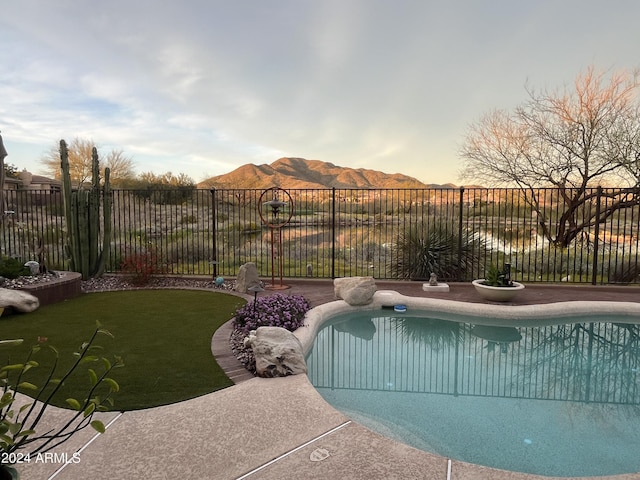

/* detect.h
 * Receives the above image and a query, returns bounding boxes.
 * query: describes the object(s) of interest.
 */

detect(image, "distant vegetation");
[0,185,639,284]
[39,137,195,190]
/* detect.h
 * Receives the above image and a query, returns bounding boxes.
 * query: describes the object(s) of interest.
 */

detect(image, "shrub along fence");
[0,187,638,284]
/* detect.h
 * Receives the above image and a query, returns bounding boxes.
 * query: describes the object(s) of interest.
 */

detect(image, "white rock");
[234,262,261,293]
[334,276,377,305]
[0,288,40,312]
[244,326,307,377]
[24,261,40,275]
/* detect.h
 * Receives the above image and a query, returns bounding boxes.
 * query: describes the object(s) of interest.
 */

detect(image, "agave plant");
[389,222,486,281]
[482,263,514,286]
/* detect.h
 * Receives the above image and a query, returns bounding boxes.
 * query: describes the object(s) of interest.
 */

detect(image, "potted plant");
[472,263,525,302]
[0,323,123,479]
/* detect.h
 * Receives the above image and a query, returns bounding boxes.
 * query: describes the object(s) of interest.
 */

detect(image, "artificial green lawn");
[0,290,246,411]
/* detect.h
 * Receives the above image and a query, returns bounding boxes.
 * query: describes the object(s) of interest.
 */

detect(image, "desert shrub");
[232,294,310,335]
[0,256,31,278]
[607,255,640,284]
[228,222,260,233]
[119,248,165,285]
[351,205,367,215]
[164,237,211,264]
[180,214,197,225]
[512,246,590,281]
[389,223,486,281]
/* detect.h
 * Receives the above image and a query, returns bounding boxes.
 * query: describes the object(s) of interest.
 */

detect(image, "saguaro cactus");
[60,139,112,279]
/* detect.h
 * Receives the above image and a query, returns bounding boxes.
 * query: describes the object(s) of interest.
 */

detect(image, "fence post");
[209,188,218,278]
[591,186,602,285]
[331,187,336,278]
[458,186,465,281]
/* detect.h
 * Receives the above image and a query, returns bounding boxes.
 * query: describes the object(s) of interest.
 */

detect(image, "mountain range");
[198,157,457,189]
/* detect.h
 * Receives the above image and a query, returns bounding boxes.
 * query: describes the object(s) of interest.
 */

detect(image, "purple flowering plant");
[233,293,310,335]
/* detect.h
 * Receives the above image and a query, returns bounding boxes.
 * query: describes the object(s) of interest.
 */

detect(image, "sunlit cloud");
[1,1,639,185]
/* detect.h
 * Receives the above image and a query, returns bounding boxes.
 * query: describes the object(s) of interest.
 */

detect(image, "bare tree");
[41,138,135,186]
[460,67,640,247]
[103,149,136,186]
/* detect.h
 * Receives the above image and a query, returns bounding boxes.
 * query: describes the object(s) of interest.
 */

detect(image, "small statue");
[429,272,438,286]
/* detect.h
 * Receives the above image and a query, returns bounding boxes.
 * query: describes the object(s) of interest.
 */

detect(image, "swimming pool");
[301,293,640,478]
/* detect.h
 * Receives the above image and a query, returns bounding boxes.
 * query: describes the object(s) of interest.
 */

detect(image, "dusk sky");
[2,1,639,185]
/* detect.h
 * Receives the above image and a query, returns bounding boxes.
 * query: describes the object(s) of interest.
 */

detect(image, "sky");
[1,0,639,186]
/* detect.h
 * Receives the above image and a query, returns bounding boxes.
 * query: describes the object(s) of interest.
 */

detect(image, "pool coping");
[296,290,640,355]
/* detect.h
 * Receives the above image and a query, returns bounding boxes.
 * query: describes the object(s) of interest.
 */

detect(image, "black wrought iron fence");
[0,186,639,284]
[0,190,66,268]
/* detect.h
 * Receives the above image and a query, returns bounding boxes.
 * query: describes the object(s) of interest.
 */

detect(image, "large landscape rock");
[234,262,261,293]
[0,288,40,313]
[243,326,307,377]
[334,276,377,305]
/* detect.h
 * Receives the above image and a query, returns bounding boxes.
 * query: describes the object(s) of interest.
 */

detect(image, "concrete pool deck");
[17,281,640,480]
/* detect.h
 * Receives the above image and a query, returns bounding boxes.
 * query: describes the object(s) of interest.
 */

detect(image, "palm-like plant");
[390,223,486,281]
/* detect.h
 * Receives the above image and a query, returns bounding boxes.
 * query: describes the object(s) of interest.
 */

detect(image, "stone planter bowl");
[471,279,525,302]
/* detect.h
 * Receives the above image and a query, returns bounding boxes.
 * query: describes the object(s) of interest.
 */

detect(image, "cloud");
[1,1,640,184]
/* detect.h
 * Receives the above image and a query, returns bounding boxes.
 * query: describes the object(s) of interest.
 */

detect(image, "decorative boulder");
[235,262,261,294]
[334,276,377,306]
[0,288,40,313]
[243,326,307,377]
[24,261,40,275]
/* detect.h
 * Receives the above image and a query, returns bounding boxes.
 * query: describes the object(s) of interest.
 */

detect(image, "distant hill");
[198,157,455,189]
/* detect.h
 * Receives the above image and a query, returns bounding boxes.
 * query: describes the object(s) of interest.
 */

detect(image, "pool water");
[306,311,640,477]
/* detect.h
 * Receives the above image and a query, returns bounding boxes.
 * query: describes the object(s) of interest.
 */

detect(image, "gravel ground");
[0,272,62,289]
[0,272,235,292]
[230,328,257,375]
[80,275,237,292]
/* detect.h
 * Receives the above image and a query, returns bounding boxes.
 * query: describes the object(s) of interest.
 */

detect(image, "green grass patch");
[0,290,246,411]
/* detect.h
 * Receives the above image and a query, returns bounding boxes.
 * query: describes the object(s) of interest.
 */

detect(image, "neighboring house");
[4,170,62,193]
[3,177,21,191]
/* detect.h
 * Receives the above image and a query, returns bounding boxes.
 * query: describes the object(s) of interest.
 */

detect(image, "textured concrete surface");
[21,375,350,480]
[13,280,640,480]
